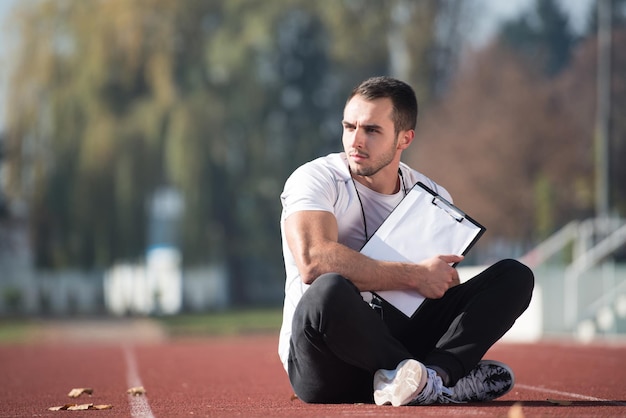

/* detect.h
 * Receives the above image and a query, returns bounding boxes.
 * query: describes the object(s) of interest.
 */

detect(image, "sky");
[0,0,596,131]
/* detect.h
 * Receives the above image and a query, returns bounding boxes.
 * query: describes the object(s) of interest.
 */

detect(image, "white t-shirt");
[278,152,451,371]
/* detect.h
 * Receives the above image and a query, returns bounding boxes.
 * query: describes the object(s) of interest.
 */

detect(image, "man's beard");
[348,144,397,177]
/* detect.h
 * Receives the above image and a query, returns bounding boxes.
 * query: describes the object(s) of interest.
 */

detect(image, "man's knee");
[496,258,535,310]
[501,259,534,290]
[302,273,357,304]
[294,273,357,321]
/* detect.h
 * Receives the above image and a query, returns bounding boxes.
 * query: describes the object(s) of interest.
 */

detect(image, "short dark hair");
[347,76,418,134]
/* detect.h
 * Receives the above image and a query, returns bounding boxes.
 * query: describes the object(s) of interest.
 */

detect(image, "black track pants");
[288,259,534,404]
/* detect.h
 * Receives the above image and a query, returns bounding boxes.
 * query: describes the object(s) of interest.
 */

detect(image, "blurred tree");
[3,0,475,303]
[610,30,626,217]
[407,45,575,245]
[585,0,626,32]
[407,15,626,258]
[584,0,626,218]
[408,41,596,252]
[500,0,576,76]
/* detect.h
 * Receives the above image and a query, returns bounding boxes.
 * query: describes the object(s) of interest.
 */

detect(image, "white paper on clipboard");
[360,181,485,318]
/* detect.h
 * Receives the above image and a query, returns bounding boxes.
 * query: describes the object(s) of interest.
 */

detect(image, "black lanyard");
[350,168,407,241]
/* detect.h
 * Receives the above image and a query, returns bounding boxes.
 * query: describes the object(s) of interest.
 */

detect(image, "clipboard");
[360,181,485,318]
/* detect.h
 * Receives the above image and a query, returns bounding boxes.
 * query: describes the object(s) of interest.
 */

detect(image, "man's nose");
[350,127,365,149]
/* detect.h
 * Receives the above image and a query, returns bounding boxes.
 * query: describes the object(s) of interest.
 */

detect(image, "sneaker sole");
[373,359,428,406]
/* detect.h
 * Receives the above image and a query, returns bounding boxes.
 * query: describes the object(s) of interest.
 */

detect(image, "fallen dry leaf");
[68,388,93,398]
[67,403,93,411]
[127,386,146,396]
[508,402,525,418]
[48,403,113,411]
[546,398,573,406]
[48,404,77,411]
[92,404,114,410]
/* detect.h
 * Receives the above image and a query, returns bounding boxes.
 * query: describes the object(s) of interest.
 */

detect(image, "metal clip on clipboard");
[431,196,466,222]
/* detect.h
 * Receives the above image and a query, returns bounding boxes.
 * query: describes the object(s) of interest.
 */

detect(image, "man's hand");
[413,255,463,299]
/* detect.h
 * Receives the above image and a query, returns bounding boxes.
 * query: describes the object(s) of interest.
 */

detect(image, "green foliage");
[3,0,464,303]
[2,287,22,312]
[5,0,621,279]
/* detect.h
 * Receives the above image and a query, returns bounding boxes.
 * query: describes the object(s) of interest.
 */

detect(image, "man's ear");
[397,130,415,150]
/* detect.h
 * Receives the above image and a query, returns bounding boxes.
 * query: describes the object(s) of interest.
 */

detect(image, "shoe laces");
[410,369,456,405]
[452,365,492,402]
[454,376,481,401]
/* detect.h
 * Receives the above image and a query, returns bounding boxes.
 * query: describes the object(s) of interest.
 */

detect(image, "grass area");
[155,308,283,337]
[0,308,283,343]
[0,319,39,344]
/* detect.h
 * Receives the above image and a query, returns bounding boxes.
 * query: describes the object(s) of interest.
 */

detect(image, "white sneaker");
[450,360,514,402]
[373,359,453,406]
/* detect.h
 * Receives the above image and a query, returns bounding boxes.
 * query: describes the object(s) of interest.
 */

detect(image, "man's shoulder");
[281,153,351,214]
[399,162,452,201]
[291,153,350,182]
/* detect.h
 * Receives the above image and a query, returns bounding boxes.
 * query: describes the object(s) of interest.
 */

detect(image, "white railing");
[564,220,626,328]
[520,217,626,336]
[519,221,580,268]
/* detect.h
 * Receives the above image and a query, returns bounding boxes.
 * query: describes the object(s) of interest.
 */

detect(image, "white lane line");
[123,345,156,418]
[516,383,626,406]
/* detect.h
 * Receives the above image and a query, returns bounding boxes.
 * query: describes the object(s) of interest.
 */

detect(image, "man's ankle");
[427,365,451,387]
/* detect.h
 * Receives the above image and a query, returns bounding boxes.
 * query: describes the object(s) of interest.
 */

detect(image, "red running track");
[1,331,625,417]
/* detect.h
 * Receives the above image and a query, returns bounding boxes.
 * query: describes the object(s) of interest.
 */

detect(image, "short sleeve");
[280,162,338,220]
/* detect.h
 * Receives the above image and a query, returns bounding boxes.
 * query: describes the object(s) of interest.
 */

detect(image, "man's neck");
[352,170,401,195]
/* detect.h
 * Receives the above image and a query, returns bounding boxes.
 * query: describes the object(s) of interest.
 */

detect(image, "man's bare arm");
[284,210,462,299]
